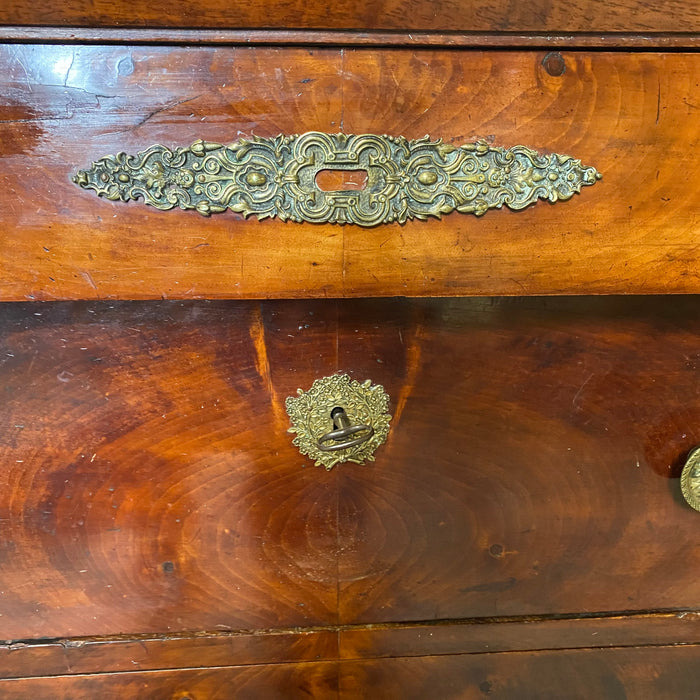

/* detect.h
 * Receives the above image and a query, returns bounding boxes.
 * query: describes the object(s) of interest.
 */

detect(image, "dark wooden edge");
[0,27,699,48]
[2,612,700,679]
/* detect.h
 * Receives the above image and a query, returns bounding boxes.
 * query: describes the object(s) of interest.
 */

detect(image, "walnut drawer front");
[0,297,698,639]
[2,296,700,697]
[1,46,699,300]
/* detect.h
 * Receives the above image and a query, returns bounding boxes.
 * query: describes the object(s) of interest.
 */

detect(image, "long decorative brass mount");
[286,374,391,470]
[73,132,601,227]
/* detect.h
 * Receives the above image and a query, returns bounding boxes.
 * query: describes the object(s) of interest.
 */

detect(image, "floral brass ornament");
[681,447,700,512]
[286,374,391,470]
[73,132,601,227]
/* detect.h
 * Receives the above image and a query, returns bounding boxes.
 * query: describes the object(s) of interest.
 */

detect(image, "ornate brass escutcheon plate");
[681,446,700,512]
[73,132,601,227]
[286,374,391,470]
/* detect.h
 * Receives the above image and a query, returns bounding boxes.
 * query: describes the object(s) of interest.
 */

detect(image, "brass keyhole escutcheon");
[286,374,391,470]
[74,132,600,227]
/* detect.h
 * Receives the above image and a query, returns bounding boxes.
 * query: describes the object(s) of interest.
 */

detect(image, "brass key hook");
[317,406,374,452]
[286,374,391,470]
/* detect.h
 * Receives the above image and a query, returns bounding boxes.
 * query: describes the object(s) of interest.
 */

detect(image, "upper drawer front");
[0,46,698,300]
[1,0,697,32]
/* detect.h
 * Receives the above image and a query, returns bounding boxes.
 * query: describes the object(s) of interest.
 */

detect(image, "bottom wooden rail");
[1,645,700,699]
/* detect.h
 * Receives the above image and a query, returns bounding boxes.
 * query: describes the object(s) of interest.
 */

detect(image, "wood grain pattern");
[1,47,699,299]
[0,301,342,638]
[338,612,700,660]
[0,662,339,699]
[1,0,698,32]
[335,296,700,623]
[0,629,339,679]
[338,646,700,699]
[2,28,700,48]
[2,296,700,645]
[2,646,700,698]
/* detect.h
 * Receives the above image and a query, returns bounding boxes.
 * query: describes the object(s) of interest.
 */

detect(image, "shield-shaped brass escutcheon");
[286,374,391,470]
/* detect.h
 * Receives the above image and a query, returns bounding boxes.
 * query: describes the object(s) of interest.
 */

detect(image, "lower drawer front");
[1,46,699,299]
[0,296,698,641]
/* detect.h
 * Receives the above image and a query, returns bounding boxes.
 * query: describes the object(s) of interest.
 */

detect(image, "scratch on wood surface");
[25,351,37,377]
[62,48,76,88]
[11,46,33,92]
[133,95,202,129]
[391,320,423,428]
[80,270,98,292]
[572,372,594,409]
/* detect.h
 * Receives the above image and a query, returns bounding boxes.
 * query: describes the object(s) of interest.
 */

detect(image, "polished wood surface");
[2,646,700,699]
[1,47,700,300]
[338,612,700,659]
[0,663,339,699]
[338,646,700,699]
[0,629,339,679]
[2,3,699,694]
[1,296,700,647]
[0,300,340,638]
[1,0,698,32]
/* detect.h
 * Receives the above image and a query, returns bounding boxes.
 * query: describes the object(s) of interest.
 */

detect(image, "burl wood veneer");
[1,298,698,662]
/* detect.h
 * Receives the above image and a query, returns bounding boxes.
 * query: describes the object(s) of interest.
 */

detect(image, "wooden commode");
[0,2,699,697]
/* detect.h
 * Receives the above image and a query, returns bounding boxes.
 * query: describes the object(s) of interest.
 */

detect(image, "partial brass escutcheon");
[681,446,700,511]
[286,374,391,470]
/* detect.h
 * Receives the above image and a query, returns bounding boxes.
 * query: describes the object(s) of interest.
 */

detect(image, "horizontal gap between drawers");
[1,610,699,679]
[0,27,699,49]
[3,607,699,647]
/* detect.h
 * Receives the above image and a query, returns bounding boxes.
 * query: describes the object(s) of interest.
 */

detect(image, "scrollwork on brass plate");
[286,374,391,470]
[73,132,601,227]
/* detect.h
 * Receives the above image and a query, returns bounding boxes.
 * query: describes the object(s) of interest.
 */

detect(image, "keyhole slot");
[315,169,368,192]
